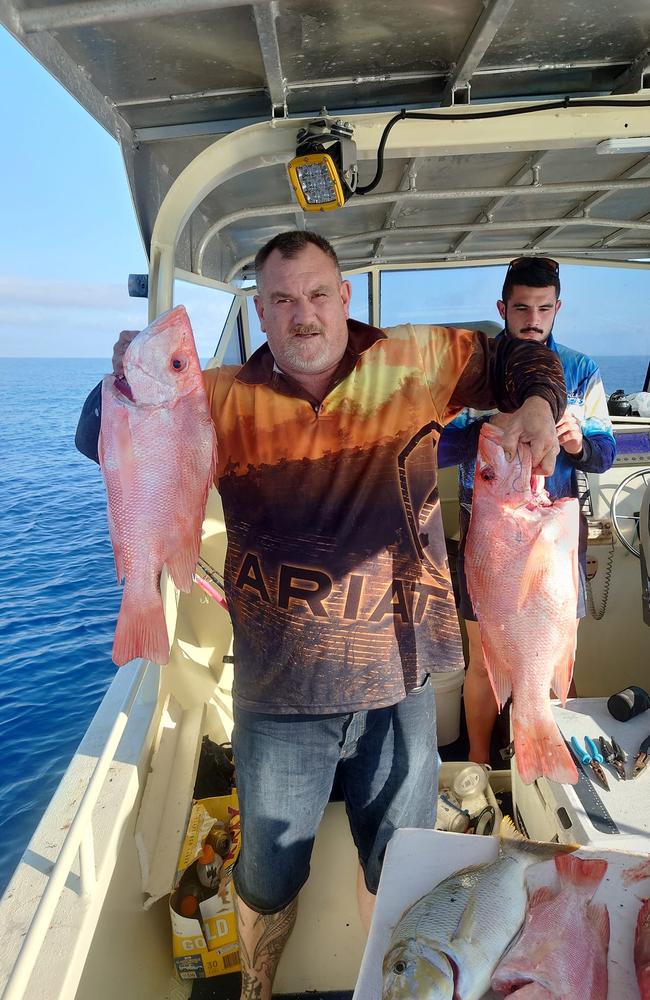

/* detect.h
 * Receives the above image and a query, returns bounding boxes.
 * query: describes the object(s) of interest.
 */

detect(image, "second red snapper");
[491,854,609,999]
[465,423,579,785]
[99,306,217,666]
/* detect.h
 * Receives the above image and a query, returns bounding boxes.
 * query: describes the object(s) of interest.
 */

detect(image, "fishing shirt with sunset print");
[204,320,566,714]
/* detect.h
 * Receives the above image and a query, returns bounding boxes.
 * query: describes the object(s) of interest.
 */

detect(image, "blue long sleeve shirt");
[438,331,616,515]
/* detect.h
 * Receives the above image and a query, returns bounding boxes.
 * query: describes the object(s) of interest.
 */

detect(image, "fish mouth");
[114,374,134,401]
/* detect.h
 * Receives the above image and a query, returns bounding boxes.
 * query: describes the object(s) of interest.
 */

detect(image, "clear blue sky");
[1,25,648,359]
[0,27,149,357]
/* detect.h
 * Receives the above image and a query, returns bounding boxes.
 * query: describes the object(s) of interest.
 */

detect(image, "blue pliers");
[570,736,610,791]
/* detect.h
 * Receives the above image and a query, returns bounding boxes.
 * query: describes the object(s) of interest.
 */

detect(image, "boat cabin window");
[173,277,235,363]
[380,264,649,397]
[381,266,503,330]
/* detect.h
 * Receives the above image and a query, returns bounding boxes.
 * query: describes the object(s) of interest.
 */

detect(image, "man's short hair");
[502,257,561,302]
[254,231,342,286]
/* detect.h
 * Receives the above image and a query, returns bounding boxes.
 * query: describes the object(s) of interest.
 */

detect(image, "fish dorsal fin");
[499,817,579,859]
[499,816,525,840]
[450,892,478,946]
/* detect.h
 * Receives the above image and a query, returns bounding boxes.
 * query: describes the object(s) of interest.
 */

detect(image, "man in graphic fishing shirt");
[76,232,567,1000]
[439,256,616,767]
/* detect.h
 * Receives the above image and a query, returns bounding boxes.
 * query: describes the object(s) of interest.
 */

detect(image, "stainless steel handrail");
[3,660,149,1000]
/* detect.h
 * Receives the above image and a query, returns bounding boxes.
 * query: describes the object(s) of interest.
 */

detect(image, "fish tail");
[113,586,170,666]
[512,712,579,785]
[555,854,607,895]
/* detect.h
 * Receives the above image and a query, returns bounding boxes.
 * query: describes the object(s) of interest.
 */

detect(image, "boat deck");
[192,981,351,1000]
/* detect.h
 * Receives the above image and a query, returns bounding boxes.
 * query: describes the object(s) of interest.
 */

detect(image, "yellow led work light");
[288,153,346,211]
[287,118,358,213]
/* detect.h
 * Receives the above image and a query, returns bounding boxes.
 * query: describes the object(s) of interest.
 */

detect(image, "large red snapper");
[465,423,579,785]
[491,854,609,999]
[99,306,217,666]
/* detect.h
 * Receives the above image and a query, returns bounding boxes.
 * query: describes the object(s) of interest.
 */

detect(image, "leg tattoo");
[236,895,298,1000]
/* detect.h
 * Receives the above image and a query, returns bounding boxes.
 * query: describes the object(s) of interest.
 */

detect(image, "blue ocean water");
[593,355,649,396]
[0,358,119,895]
[0,353,646,896]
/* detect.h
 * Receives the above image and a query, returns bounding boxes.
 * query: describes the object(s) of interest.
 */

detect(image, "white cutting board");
[353,828,647,1000]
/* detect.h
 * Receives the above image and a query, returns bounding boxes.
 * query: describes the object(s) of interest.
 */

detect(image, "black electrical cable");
[355,97,650,196]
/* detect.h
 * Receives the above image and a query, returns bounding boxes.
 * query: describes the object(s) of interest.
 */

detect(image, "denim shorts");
[231,677,437,913]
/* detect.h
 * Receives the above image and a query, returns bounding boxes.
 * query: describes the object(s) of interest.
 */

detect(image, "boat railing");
[2,660,149,1000]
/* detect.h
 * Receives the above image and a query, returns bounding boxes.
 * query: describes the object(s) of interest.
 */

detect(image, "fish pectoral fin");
[450,895,478,946]
[516,535,555,611]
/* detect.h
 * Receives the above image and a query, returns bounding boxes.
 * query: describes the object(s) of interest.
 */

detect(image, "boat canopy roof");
[4,0,650,283]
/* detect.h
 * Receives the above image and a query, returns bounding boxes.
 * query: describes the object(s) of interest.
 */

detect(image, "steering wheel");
[610,468,650,557]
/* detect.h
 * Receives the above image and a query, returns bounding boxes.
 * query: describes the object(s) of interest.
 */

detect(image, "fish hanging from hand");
[464,423,580,785]
[99,306,218,666]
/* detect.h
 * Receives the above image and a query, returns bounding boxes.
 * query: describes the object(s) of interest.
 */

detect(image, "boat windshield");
[229,262,648,396]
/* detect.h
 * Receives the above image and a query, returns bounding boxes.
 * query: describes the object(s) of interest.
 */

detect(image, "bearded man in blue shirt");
[438,256,616,765]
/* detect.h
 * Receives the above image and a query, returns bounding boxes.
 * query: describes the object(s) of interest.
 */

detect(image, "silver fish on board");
[381,820,574,1000]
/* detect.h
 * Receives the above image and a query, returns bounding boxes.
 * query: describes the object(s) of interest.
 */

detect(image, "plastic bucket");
[430,669,465,746]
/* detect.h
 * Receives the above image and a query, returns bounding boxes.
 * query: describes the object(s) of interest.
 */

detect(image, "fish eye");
[392,961,407,975]
[480,465,496,481]
[171,355,188,372]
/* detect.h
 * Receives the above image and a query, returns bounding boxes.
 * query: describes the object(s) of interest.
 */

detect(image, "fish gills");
[465,423,579,785]
[636,898,650,1000]
[491,853,609,1000]
[99,306,218,666]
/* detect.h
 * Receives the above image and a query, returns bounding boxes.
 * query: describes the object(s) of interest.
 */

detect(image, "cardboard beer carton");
[170,791,241,980]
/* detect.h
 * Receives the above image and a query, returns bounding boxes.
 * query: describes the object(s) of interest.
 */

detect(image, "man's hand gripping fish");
[465,423,579,785]
[99,306,217,666]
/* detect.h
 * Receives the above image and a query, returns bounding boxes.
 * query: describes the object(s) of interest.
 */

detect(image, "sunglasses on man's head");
[507,256,560,273]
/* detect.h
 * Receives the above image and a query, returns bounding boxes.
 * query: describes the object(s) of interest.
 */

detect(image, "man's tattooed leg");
[235,893,299,1000]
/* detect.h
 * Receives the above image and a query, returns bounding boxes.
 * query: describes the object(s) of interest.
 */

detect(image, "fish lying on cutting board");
[491,854,609,999]
[465,423,579,785]
[99,305,217,666]
[381,818,575,1000]
[636,898,650,1000]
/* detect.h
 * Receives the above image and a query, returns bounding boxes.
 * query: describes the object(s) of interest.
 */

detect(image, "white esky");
[0,28,648,359]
